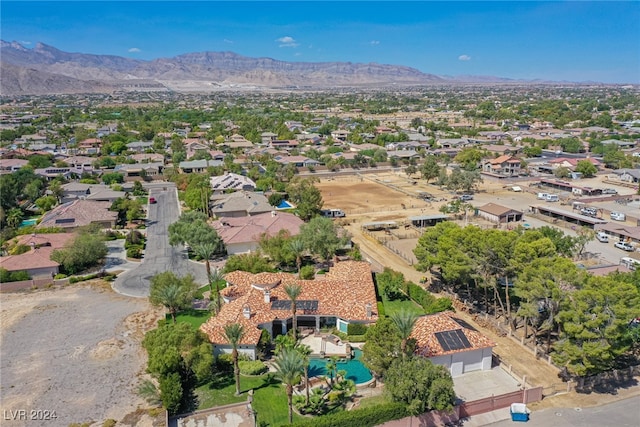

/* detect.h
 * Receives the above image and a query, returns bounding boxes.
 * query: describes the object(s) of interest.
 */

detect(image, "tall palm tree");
[390,309,418,359]
[208,267,224,314]
[223,323,245,396]
[193,243,216,292]
[295,343,312,405]
[288,238,305,277]
[274,348,304,425]
[284,284,302,340]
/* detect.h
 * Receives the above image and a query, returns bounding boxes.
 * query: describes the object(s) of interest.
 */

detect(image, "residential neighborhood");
[1,85,639,427]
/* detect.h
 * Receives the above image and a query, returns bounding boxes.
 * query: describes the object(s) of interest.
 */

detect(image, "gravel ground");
[0,281,163,426]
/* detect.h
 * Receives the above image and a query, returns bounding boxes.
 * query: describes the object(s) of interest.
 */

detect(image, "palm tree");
[284,284,302,341]
[296,344,312,405]
[208,267,224,314]
[6,208,23,229]
[193,243,216,292]
[149,272,196,324]
[390,309,418,359]
[223,323,245,396]
[274,348,305,425]
[288,238,305,277]
[325,355,340,387]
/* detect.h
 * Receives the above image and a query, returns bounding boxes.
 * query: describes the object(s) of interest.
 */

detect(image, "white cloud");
[458,54,471,61]
[370,40,380,46]
[128,47,141,53]
[276,36,299,48]
[223,39,233,44]
[294,52,302,57]
[20,40,31,45]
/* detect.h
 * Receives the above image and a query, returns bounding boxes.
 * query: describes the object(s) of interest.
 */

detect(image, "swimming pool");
[308,349,372,384]
[276,200,296,209]
[19,218,38,227]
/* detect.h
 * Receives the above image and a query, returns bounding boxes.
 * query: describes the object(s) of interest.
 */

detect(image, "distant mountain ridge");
[1,40,524,95]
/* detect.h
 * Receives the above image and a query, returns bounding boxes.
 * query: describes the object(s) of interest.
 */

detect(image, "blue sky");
[1,1,639,83]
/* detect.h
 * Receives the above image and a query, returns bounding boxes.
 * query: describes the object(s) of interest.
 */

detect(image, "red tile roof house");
[200,261,378,360]
[482,155,522,177]
[411,312,496,377]
[0,233,74,278]
[212,211,304,255]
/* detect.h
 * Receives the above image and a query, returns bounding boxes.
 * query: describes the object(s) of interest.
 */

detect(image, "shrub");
[127,246,143,259]
[0,268,30,282]
[377,301,386,317]
[9,244,31,255]
[103,230,121,241]
[125,230,145,248]
[54,273,67,279]
[347,334,366,343]
[294,402,408,427]
[102,420,117,427]
[300,265,315,280]
[239,360,268,376]
[347,323,368,335]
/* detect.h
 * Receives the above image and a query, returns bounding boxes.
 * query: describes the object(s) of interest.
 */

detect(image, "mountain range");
[1,41,523,95]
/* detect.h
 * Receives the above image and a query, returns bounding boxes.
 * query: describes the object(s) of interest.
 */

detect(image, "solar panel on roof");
[435,330,472,352]
[271,300,319,311]
[55,218,76,224]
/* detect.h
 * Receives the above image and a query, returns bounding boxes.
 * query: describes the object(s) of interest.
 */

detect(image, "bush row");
[405,282,453,314]
[239,360,268,376]
[346,323,368,335]
[294,401,408,427]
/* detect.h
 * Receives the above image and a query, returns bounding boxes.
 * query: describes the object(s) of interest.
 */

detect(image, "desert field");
[0,281,164,427]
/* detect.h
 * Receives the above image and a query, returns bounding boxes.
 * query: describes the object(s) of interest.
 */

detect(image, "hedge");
[293,402,408,427]
[377,302,386,317]
[239,360,268,376]
[347,335,366,343]
[347,323,368,335]
[406,282,453,314]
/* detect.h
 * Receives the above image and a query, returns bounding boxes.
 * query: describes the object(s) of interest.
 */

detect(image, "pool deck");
[299,333,354,357]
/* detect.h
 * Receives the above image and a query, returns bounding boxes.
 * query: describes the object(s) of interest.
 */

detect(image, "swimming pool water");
[276,200,295,209]
[308,349,372,384]
[19,218,38,227]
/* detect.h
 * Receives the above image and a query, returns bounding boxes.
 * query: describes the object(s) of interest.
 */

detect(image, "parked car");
[149,197,157,204]
[596,232,609,243]
[602,188,618,195]
[614,241,634,251]
[610,212,626,221]
[460,194,474,201]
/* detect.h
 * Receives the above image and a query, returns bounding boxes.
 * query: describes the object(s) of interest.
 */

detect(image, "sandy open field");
[0,281,164,426]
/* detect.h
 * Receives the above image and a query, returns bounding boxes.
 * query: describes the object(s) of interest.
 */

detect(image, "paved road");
[112,183,207,298]
[484,396,639,427]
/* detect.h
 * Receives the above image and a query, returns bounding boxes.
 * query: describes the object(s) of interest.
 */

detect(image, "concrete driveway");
[112,183,207,298]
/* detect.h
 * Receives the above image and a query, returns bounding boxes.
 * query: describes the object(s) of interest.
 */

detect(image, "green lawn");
[196,373,303,426]
[382,297,425,316]
[166,309,211,329]
[356,394,391,409]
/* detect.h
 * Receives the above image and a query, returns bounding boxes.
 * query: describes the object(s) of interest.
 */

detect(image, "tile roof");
[210,173,256,191]
[210,191,272,216]
[212,211,303,245]
[411,312,495,358]
[200,261,378,346]
[0,233,74,273]
[38,200,117,229]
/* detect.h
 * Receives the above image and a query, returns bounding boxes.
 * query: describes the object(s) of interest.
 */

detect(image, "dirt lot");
[317,172,640,408]
[0,281,164,426]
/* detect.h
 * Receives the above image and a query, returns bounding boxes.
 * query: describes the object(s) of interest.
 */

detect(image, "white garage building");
[411,312,495,377]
